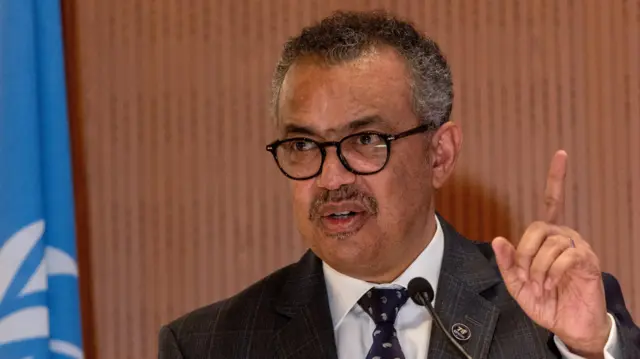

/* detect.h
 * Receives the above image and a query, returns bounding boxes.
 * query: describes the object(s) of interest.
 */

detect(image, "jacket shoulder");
[161,261,295,339]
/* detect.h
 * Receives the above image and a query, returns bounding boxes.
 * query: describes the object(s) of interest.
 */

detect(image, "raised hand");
[492,150,611,357]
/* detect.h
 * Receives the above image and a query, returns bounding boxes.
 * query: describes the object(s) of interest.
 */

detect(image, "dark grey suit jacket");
[158,218,640,359]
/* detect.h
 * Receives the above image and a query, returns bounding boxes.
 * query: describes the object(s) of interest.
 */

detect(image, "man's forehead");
[280,114,395,138]
[276,50,412,137]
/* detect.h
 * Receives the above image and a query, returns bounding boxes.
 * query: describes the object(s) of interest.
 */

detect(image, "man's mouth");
[318,206,370,234]
[327,211,358,219]
[309,191,378,236]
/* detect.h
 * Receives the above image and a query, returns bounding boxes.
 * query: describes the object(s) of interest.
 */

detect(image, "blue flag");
[0,1,85,358]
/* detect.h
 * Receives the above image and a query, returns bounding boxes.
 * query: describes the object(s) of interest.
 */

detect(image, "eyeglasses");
[266,123,437,180]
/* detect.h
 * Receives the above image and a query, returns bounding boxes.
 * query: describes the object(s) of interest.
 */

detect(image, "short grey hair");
[271,10,453,127]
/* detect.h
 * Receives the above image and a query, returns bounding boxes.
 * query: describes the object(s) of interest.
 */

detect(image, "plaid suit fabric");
[158,216,640,359]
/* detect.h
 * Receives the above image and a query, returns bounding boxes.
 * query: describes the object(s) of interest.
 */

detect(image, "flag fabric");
[0,0,84,358]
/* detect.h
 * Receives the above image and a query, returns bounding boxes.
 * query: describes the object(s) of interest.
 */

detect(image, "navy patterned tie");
[358,287,409,359]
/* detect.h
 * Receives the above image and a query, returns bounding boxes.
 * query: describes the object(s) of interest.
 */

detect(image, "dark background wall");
[60,1,640,358]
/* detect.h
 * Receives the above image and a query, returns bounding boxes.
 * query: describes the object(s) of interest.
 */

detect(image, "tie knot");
[358,287,409,325]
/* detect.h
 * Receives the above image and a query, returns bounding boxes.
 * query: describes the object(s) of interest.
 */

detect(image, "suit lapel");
[427,217,502,359]
[272,251,338,359]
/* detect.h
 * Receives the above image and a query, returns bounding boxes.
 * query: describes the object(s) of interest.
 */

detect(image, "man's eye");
[357,134,382,145]
[292,141,316,151]
[358,134,372,145]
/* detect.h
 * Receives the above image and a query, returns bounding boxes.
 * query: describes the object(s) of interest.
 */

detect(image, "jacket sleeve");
[158,325,185,359]
[602,272,640,358]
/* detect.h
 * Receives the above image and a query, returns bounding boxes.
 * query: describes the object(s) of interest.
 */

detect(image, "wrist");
[562,315,612,358]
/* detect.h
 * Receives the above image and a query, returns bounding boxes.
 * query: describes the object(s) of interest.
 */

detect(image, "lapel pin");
[451,323,471,342]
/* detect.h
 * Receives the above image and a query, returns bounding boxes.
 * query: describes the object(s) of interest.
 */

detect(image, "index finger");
[543,150,568,224]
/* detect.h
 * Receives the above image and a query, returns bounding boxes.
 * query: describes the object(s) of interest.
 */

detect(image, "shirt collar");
[322,215,445,329]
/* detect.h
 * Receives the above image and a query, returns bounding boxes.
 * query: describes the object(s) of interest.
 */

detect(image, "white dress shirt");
[323,215,621,359]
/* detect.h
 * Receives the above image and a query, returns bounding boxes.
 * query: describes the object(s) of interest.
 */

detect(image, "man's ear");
[430,121,462,189]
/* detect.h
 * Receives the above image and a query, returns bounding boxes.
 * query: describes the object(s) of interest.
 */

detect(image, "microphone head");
[407,277,435,305]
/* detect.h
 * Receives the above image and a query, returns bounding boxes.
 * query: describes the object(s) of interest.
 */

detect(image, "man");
[158,10,640,359]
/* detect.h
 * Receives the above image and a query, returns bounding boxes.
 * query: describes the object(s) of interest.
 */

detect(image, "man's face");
[276,48,437,281]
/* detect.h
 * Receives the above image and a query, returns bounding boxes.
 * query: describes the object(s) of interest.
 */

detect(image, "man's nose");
[315,148,356,190]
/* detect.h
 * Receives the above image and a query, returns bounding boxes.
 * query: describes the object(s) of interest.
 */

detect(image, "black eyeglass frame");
[265,122,438,180]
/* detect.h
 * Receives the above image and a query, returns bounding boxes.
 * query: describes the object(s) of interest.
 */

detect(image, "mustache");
[309,185,379,219]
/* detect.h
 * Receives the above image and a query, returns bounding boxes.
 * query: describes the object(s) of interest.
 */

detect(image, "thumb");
[492,237,524,291]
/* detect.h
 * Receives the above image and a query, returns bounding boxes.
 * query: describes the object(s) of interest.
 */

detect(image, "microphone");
[408,277,473,359]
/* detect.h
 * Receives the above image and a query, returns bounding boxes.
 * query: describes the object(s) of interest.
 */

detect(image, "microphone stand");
[414,293,473,359]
